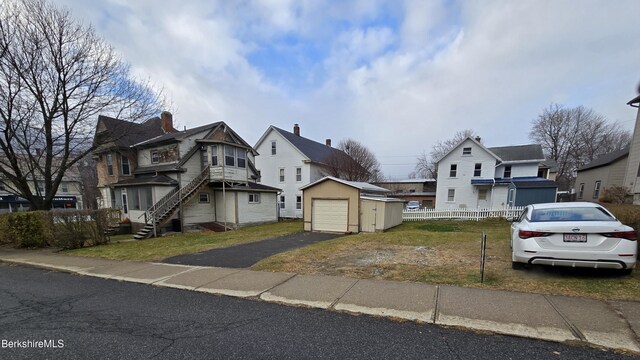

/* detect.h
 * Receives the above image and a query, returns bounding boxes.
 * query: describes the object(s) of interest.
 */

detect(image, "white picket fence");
[402,207,525,221]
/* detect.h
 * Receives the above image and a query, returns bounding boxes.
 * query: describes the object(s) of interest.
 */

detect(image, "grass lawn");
[67,221,303,262]
[252,219,640,301]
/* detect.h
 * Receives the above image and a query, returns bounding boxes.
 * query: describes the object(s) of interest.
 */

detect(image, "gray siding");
[575,156,627,201]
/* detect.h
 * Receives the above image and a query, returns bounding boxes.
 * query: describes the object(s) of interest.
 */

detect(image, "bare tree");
[325,138,383,182]
[0,0,163,210]
[529,104,630,190]
[413,129,477,178]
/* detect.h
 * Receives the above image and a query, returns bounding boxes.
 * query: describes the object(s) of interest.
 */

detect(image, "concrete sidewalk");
[1,248,639,354]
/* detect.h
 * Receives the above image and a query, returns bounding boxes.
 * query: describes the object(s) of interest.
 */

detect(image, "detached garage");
[301,176,403,233]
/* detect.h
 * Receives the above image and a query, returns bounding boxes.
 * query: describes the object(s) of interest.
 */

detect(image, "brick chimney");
[161,111,175,133]
[293,124,300,136]
[475,136,481,142]
[326,139,331,147]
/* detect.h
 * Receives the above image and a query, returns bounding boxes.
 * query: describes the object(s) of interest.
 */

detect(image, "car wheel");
[620,268,633,276]
[511,261,525,270]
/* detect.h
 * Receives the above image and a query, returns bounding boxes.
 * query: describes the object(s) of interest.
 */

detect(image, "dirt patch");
[301,244,477,277]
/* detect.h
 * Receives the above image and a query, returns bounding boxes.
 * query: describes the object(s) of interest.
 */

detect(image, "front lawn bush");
[605,203,640,232]
[0,209,111,249]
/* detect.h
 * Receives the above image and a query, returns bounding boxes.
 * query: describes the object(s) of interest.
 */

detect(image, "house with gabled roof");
[93,112,280,238]
[435,136,557,209]
[254,124,359,218]
[575,146,630,201]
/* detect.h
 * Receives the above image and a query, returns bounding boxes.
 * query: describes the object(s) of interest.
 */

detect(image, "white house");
[93,114,280,238]
[254,124,354,218]
[435,137,557,209]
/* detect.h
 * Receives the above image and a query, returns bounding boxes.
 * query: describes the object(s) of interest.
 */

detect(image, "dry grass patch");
[68,220,303,262]
[253,219,640,301]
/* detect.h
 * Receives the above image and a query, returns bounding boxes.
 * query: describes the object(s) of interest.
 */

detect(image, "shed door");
[312,199,348,232]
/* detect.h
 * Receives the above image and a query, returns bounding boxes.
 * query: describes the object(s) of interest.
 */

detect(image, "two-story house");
[94,112,280,238]
[372,179,437,208]
[435,137,557,209]
[254,124,357,218]
[575,146,630,202]
[623,95,640,204]
[0,160,84,212]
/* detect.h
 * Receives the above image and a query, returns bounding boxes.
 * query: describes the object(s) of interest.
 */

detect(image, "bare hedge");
[0,209,112,249]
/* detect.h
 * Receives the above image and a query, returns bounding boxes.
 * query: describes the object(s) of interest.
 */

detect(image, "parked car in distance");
[406,201,420,210]
[510,202,637,275]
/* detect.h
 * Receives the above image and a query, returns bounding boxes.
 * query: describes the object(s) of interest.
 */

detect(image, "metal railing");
[141,166,211,235]
[402,207,525,221]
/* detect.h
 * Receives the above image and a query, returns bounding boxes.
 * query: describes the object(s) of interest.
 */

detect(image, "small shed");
[507,179,558,206]
[300,176,403,233]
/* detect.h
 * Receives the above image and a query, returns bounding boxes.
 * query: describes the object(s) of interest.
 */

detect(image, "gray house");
[575,146,630,201]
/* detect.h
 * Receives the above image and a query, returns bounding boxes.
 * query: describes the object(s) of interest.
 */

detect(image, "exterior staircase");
[134,166,210,240]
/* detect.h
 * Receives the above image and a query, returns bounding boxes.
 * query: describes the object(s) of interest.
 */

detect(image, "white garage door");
[312,199,348,232]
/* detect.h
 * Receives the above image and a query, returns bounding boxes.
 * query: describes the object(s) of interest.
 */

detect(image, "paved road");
[0,264,635,360]
[163,232,340,267]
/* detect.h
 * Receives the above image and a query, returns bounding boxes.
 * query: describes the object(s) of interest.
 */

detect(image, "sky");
[55,0,640,179]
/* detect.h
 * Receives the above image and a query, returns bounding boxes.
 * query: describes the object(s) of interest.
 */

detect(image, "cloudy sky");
[56,0,640,178]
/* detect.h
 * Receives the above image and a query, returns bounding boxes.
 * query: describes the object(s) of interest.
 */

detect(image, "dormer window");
[237,149,246,168]
[151,150,159,164]
[504,165,512,178]
[106,153,113,175]
[211,145,218,166]
[462,147,472,155]
[121,155,131,175]
[225,145,235,166]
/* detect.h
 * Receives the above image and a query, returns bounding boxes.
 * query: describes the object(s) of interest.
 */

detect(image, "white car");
[406,201,420,210]
[510,202,637,274]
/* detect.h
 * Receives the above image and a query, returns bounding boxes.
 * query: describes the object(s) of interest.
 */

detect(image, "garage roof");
[300,176,391,194]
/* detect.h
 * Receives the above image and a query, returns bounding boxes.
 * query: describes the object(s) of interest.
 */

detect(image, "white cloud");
[54,0,640,178]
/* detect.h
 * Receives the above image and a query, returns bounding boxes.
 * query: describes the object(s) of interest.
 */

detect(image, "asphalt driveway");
[162,232,341,268]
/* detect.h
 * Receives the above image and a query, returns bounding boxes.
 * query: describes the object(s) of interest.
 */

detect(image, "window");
[61,183,68,193]
[199,193,210,203]
[637,163,640,177]
[578,183,584,199]
[237,149,246,168]
[462,147,472,155]
[0,181,4,191]
[249,193,260,204]
[447,189,455,202]
[131,188,140,210]
[106,153,113,175]
[478,189,487,200]
[211,145,218,166]
[296,195,302,210]
[121,155,131,175]
[279,195,285,209]
[503,165,512,178]
[296,167,302,182]
[474,163,482,177]
[449,164,457,177]
[151,150,159,164]
[225,145,235,166]
[110,189,116,207]
[271,141,276,155]
[593,181,601,199]
[37,182,44,193]
[279,168,285,182]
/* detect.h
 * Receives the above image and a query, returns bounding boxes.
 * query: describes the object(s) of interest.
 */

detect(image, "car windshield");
[408,201,419,206]
[530,207,615,222]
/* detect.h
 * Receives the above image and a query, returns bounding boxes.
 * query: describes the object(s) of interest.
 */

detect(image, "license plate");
[563,234,587,242]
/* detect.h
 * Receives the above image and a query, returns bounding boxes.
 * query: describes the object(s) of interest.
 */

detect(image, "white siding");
[183,190,215,224]
[254,129,309,218]
[214,190,237,224]
[435,139,497,209]
[495,163,539,178]
[237,192,277,224]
